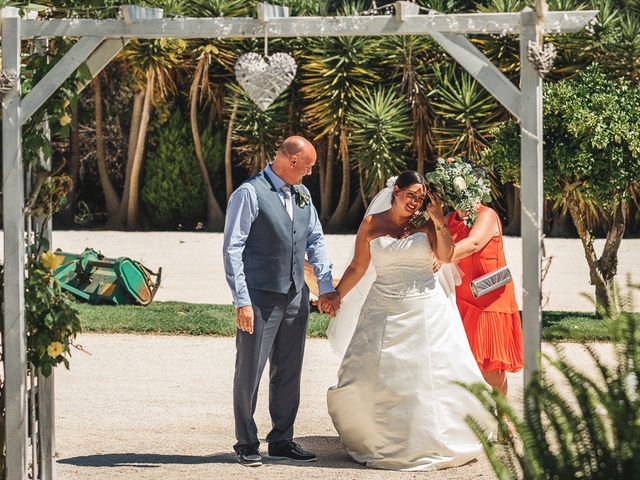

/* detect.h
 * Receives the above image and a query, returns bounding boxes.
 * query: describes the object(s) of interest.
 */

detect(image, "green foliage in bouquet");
[142,109,207,229]
[465,285,640,480]
[425,156,491,227]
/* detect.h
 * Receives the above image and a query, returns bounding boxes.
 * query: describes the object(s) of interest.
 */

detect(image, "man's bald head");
[278,136,313,158]
[271,136,317,184]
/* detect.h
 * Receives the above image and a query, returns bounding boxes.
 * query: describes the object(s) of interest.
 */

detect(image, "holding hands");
[318,291,341,317]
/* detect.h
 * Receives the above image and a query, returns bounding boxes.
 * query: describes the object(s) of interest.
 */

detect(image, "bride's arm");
[425,192,455,263]
[335,219,372,299]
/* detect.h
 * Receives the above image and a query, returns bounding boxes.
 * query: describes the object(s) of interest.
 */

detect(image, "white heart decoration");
[235,52,297,111]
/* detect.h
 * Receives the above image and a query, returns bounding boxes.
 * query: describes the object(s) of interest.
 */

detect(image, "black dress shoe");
[237,447,262,467]
[268,441,317,462]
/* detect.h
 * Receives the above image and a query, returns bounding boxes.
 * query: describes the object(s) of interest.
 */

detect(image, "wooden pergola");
[1,2,597,479]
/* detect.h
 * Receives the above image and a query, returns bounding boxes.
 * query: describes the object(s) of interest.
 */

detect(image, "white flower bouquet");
[426,157,492,227]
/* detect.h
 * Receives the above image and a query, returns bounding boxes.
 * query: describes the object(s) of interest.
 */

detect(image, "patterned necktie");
[282,185,294,221]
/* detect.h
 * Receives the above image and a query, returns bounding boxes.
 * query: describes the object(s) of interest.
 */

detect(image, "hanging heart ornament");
[0,69,18,99]
[235,52,297,111]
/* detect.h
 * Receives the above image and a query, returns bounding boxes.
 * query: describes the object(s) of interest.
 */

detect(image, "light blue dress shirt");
[223,164,335,308]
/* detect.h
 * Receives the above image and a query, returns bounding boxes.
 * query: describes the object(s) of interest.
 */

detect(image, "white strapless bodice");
[369,232,436,297]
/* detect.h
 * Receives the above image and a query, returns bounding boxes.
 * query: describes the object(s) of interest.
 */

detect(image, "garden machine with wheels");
[52,248,162,305]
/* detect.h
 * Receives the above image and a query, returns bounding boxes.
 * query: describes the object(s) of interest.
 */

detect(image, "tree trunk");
[565,191,625,317]
[94,74,120,217]
[107,90,144,229]
[327,129,350,232]
[346,193,364,229]
[597,202,626,316]
[224,97,238,202]
[504,184,521,236]
[320,131,335,222]
[126,69,155,230]
[190,71,225,232]
[549,208,574,237]
[57,103,81,226]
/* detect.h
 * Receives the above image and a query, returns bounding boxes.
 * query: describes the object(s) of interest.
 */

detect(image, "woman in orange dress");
[446,205,523,396]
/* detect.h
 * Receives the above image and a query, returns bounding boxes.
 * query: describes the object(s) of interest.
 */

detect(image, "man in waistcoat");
[223,136,340,467]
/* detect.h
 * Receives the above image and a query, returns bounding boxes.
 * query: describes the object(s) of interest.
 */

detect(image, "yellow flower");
[59,113,71,126]
[47,342,64,358]
[40,251,64,270]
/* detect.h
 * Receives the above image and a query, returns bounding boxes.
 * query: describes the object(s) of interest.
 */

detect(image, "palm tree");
[188,44,226,231]
[348,87,412,202]
[187,0,252,205]
[93,71,120,218]
[300,34,378,231]
[376,35,442,174]
[429,64,504,161]
[230,85,288,175]
[112,36,186,229]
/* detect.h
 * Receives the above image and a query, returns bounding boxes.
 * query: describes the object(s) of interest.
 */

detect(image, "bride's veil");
[326,186,393,361]
[326,183,462,362]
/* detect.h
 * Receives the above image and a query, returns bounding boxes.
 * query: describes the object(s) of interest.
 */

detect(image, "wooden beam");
[519,8,544,388]
[20,36,103,126]
[20,10,598,39]
[430,31,521,119]
[77,38,129,93]
[2,13,28,480]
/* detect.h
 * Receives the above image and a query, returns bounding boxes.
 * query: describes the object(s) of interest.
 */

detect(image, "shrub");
[142,109,206,229]
[466,286,640,479]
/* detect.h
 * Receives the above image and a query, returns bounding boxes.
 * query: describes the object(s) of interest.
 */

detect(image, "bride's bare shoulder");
[359,212,386,240]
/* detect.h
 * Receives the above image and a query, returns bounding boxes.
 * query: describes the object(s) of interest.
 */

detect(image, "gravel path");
[55,335,615,480]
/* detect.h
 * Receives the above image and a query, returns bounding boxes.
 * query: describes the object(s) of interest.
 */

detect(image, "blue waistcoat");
[242,172,310,294]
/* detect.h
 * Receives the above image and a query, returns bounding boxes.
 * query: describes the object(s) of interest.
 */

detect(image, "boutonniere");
[293,187,311,208]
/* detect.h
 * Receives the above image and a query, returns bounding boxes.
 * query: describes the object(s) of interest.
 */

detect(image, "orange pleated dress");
[447,206,523,373]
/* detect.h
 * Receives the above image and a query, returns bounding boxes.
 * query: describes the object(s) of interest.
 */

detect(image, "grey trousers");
[233,285,310,453]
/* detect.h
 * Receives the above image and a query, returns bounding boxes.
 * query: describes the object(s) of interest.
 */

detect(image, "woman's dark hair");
[391,171,427,205]
[394,170,427,190]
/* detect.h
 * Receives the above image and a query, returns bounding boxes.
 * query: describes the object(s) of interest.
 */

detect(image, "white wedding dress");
[327,231,494,471]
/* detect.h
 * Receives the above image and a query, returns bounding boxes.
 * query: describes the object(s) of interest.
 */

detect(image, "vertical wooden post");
[519,7,544,388]
[2,12,28,480]
[35,35,56,478]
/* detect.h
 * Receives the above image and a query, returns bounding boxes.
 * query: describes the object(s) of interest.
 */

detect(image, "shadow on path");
[57,436,362,470]
[57,453,235,468]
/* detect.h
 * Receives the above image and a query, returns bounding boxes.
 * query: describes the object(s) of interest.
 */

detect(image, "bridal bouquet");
[426,157,491,227]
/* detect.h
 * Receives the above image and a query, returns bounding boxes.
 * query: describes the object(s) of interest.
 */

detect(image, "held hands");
[318,292,341,317]
[432,258,442,273]
[236,305,254,334]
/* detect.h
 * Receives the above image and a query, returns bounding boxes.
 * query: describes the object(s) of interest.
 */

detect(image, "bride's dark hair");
[394,170,427,191]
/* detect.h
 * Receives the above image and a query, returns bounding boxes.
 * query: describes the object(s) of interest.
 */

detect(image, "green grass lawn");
[74,301,635,342]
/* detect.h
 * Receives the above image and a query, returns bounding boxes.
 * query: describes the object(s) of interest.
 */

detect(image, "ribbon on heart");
[234,52,297,111]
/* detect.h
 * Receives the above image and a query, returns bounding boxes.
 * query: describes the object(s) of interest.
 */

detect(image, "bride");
[326,171,494,471]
